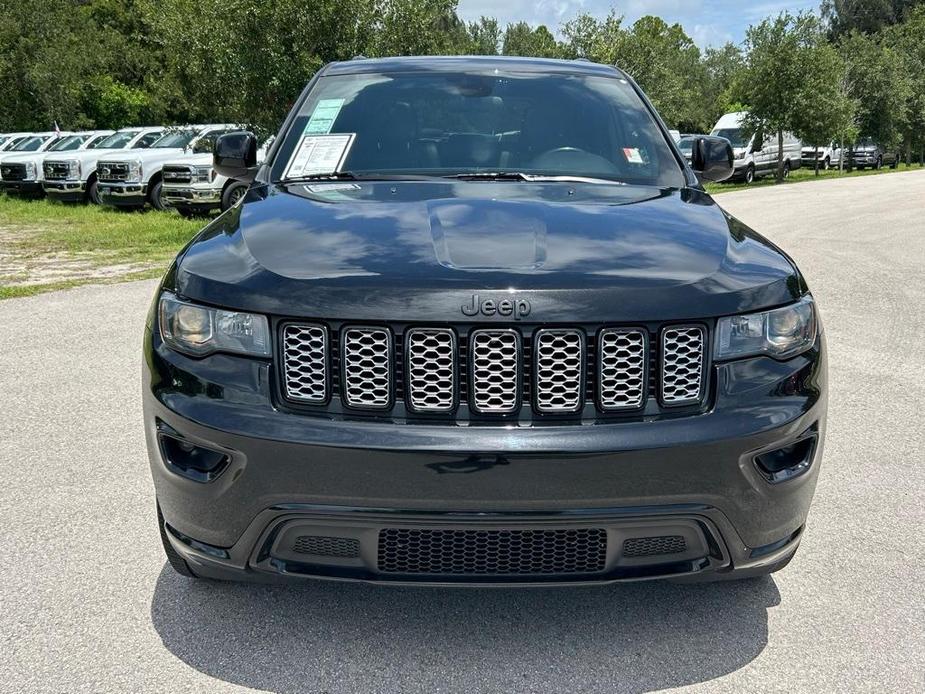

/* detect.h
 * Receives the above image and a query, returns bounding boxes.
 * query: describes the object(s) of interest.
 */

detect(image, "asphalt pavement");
[1,170,923,692]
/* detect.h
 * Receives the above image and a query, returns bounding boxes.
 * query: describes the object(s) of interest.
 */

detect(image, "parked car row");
[0,124,270,215]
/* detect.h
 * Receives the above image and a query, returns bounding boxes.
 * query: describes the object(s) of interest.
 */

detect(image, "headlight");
[193,166,214,184]
[158,292,271,357]
[67,159,80,179]
[126,160,142,183]
[25,161,37,179]
[734,151,746,160]
[715,296,817,361]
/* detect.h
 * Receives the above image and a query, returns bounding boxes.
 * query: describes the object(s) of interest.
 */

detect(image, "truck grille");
[377,527,607,575]
[162,165,192,184]
[97,162,130,182]
[660,326,706,405]
[43,161,72,181]
[279,322,709,419]
[0,163,27,181]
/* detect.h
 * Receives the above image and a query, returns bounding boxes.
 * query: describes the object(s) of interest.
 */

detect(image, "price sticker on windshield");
[622,147,644,164]
[283,133,355,178]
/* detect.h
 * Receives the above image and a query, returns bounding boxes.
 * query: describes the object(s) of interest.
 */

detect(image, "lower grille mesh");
[623,535,687,557]
[293,535,361,558]
[378,527,607,575]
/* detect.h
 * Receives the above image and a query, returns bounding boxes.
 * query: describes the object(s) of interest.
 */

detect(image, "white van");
[711,112,802,183]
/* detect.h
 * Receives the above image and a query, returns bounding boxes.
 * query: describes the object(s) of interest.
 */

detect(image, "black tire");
[875,156,883,170]
[157,503,198,578]
[87,177,101,205]
[889,157,898,170]
[221,181,248,211]
[744,164,755,184]
[782,161,791,179]
[822,157,830,171]
[148,178,167,211]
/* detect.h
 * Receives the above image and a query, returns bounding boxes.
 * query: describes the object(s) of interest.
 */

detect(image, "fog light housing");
[754,435,816,483]
[158,432,230,482]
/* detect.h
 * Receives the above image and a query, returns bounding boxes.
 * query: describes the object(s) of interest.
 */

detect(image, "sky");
[456,0,822,48]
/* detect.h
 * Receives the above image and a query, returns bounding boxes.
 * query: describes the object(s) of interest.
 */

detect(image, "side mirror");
[692,136,734,183]
[214,131,258,182]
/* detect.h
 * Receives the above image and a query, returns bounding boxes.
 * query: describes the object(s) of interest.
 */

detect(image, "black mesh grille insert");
[292,535,361,558]
[377,528,607,575]
[623,535,687,557]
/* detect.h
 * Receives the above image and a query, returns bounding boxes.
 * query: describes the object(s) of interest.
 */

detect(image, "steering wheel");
[529,147,620,175]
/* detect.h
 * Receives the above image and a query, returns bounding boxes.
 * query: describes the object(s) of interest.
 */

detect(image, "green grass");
[0,195,205,299]
[705,161,922,194]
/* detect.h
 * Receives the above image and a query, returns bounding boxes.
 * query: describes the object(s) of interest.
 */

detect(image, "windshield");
[95,131,138,149]
[151,130,196,148]
[276,70,684,187]
[856,137,876,147]
[47,135,88,152]
[711,128,747,148]
[10,136,49,152]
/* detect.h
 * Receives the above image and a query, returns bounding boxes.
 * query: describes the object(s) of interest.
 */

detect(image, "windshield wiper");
[284,171,445,183]
[444,172,624,185]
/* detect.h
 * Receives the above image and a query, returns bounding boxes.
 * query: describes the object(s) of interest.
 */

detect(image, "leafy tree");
[466,17,501,55]
[822,0,925,36]
[501,22,562,58]
[701,43,744,132]
[882,6,925,164]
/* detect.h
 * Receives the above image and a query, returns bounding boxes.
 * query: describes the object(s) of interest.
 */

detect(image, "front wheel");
[148,179,167,211]
[875,156,883,170]
[87,178,101,205]
[221,181,248,211]
[822,157,830,171]
[889,157,898,170]
[158,503,198,578]
[744,164,755,184]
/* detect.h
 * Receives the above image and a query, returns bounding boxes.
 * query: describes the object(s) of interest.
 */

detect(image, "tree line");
[1,0,924,168]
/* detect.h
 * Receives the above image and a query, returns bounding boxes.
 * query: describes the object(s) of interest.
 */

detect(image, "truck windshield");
[151,130,196,148]
[10,136,49,152]
[95,131,139,149]
[276,70,684,187]
[47,135,88,152]
[711,128,746,148]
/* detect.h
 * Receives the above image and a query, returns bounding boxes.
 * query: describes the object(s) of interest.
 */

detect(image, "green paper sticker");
[304,98,345,134]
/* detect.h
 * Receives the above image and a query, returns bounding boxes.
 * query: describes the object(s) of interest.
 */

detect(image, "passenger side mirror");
[214,131,258,183]
[692,136,734,183]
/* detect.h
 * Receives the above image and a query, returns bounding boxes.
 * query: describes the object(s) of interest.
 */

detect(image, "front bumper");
[161,185,222,209]
[144,318,827,584]
[99,182,147,207]
[43,180,86,202]
[0,179,43,196]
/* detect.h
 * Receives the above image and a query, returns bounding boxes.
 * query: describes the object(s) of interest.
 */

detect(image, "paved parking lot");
[1,171,924,693]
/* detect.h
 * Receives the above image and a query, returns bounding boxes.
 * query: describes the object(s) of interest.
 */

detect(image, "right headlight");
[715,295,817,361]
[126,159,142,183]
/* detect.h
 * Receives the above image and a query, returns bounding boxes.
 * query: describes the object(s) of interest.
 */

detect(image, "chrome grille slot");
[162,165,192,184]
[598,329,647,410]
[97,162,129,182]
[43,161,71,181]
[534,329,584,413]
[661,326,706,405]
[282,324,328,403]
[406,328,456,412]
[470,329,520,414]
[342,327,392,408]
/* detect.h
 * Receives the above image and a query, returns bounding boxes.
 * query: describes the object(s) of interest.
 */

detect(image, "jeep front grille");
[280,322,709,419]
[342,327,392,408]
[282,324,328,403]
[661,326,706,405]
[97,162,129,182]
[534,329,584,413]
[598,329,647,410]
[470,329,521,414]
[406,328,456,412]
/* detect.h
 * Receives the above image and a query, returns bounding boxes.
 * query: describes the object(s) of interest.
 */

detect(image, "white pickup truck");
[0,132,76,196]
[0,133,34,151]
[96,124,241,210]
[160,137,272,216]
[42,127,165,204]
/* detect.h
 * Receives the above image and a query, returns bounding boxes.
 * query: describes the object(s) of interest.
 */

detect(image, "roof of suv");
[324,55,622,77]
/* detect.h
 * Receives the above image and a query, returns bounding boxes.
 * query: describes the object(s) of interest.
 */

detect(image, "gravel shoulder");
[1,170,923,693]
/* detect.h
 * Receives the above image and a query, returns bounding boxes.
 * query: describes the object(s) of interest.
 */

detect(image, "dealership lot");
[1,171,923,692]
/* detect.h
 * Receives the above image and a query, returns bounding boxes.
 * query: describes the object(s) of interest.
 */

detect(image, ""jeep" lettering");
[461,294,531,320]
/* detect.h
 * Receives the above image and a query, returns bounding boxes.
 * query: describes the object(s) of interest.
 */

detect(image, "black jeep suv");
[144,56,826,585]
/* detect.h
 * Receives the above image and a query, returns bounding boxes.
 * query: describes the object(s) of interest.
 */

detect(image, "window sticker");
[622,147,644,164]
[284,133,355,178]
[304,98,345,134]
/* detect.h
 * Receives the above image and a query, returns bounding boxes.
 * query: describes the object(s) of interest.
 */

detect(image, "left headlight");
[715,295,817,361]
[25,161,37,179]
[158,292,271,358]
[126,159,143,183]
[67,159,81,179]
[193,166,214,184]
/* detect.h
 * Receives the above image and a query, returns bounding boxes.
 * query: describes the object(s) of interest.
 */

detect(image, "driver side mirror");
[692,136,734,183]
[214,131,258,183]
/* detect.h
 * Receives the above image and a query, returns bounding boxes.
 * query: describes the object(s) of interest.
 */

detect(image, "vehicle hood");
[0,152,43,165]
[164,153,212,167]
[172,181,805,323]
[98,147,186,166]
[854,145,877,152]
[47,147,131,163]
